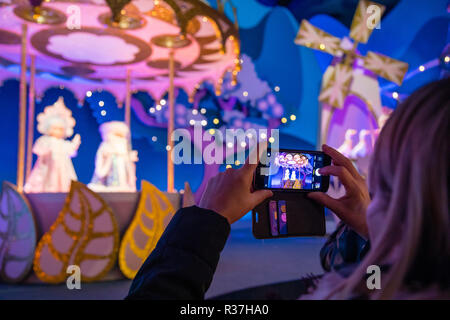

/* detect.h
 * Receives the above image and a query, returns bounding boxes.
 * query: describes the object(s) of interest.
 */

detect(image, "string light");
[290,114,296,121]
[201,120,207,126]
[392,92,399,99]
[235,160,240,166]
[192,109,198,115]
[227,142,233,148]
[86,91,92,97]
[98,101,104,107]
[419,65,425,72]
[240,141,246,148]
[260,132,267,140]
[213,118,219,125]
[243,91,248,97]
[319,43,325,50]
[200,108,206,114]
[274,86,280,92]
[100,110,106,116]
[166,145,171,151]
[160,99,166,106]
[268,137,275,143]
[149,107,155,113]
[152,136,157,142]
[445,56,450,63]
[281,117,287,123]
[156,104,162,111]
[189,119,195,126]
[208,128,215,135]
[226,164,232,169]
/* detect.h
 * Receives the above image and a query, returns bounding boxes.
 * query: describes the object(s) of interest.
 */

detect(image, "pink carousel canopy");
[0,0,240,103]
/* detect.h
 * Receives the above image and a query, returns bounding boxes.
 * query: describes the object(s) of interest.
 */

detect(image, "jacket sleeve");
[125,205,231,300]
[320,222,370,272]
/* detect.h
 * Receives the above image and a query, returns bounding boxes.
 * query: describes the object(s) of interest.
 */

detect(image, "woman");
[126,78,449,300]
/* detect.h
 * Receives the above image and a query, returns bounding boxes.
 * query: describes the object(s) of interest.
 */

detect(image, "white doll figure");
[337,128,357,158]
[24,97,81,193]
[89,121,138,192]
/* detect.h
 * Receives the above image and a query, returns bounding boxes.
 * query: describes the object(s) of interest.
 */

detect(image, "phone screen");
[254,149,331,192]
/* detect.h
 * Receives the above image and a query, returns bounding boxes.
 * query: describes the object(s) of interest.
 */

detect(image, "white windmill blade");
[364,51,409,85]
[318,64,353,108]
[349,0,386,44]
[295,19,342,56]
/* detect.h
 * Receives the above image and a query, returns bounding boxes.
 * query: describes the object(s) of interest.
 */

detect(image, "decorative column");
[17,24,27,192]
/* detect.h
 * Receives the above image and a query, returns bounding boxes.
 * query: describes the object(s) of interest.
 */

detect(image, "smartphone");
[253,149,331,192]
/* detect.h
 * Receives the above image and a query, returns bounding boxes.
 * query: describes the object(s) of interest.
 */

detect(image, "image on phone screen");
[254,149,330,192]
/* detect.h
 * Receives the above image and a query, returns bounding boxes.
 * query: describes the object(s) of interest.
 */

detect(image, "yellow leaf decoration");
[33,181,119,283]
[0,182,37,283]
[119,180,177,279]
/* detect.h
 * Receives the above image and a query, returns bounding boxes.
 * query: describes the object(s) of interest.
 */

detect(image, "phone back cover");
[252,192,325,239]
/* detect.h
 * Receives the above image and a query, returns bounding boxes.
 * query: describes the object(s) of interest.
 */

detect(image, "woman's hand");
[199,152,273,225]
[308,144,370,238]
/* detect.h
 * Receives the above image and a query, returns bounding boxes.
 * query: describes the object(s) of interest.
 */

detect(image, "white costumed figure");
[24,97,81,193]
[89,121,138,192]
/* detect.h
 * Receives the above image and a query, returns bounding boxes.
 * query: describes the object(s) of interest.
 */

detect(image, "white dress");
[24,136,78,193]
[88,141,136,192]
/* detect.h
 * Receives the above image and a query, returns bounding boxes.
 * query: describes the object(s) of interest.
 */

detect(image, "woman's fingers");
[319,165,357,193]
[250,189,273,207]
[322,144,359,178]
[242,142,268,178]
[308,192,344,216]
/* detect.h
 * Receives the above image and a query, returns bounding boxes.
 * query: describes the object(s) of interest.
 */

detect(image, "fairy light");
[149,107,155,113]
[201,120,207,126]
[243,91,248,97]
[392,92,399,99]
[209,128,215,135]
[86,91,92,97]
[269,137,275,144]
[419,65,425,72]
[290,114,296,121]
[189,119,195,126]
[281,117,287,123]
[213,118,219,125]
[227,142,234,148]
[235,160,240,166]
[160,99,166,106]
[156,104,162,111]
[240,141,246,148]
[226,164,232,169]
[445,56,450,63]
[200,108,206,114]
[100,110,106,116]
[166,145,171,151]
[274,86,280,92]
[98,101,104,107]
[152,136,157,142]
[319,43,325,50]
[260,132,267,140]
[192,109,198,115]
